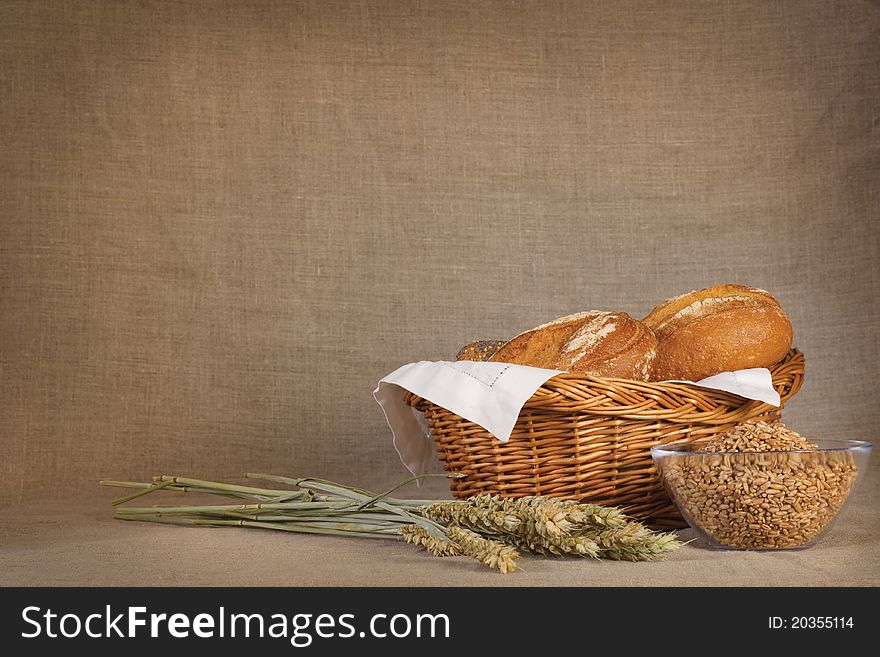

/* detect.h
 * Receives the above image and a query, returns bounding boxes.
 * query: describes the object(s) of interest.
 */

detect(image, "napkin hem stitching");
[441,361,513,388]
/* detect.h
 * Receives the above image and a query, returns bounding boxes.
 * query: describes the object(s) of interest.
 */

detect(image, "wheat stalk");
[101,473,680,572]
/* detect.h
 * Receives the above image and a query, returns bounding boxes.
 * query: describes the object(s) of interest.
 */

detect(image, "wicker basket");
[404,349,805,527]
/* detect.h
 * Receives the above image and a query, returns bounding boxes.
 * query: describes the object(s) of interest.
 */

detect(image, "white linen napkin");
[373,361,780,477]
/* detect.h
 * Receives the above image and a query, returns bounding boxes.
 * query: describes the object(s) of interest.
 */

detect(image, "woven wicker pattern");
[405,350,805,527]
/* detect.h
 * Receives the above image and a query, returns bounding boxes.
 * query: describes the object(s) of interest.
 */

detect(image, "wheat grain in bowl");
[651,420,871,550]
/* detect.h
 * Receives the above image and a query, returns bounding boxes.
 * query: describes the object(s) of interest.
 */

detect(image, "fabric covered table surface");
[2,454,877,587]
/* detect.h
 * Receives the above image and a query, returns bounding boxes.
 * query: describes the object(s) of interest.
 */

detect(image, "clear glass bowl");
[651,439,872,550]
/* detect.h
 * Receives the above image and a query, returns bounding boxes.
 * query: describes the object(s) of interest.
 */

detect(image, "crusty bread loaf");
[455,339,508,362]
[488,311,658,380]
[643,284,793,381]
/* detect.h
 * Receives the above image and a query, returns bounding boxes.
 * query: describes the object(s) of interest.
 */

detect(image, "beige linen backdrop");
[1,0,878,504]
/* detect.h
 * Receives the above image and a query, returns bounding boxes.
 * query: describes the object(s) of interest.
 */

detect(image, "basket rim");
[405,348,804,425]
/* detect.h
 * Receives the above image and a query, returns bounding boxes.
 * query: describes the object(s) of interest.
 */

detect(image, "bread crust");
[643,284,793,381]
[489,311,658,380]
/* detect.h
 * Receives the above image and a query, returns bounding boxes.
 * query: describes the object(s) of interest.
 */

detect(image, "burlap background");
[2,0,878,506]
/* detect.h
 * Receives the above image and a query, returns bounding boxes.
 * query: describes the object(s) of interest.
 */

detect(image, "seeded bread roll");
[488,311,658,380]
[455,339,508,362]
[643,284,793,381]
